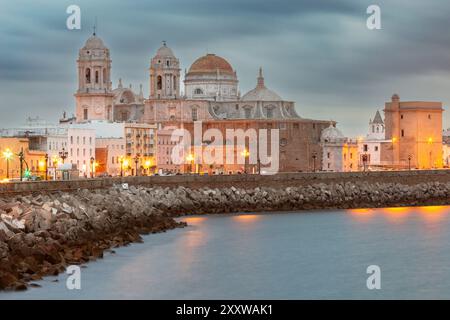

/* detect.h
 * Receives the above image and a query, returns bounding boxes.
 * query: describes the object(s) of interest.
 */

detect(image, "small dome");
[242,68,282,102]
[155,41,175,57]
[83,34,107,49]
[242,87,282,102]
[188,54,234,74]
[321,124,345,142]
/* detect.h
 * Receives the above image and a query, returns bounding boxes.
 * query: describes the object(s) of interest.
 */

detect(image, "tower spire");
[93,16,98,36]
[257,67,265,88]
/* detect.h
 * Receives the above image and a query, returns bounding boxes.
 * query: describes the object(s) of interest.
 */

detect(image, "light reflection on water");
[2,206,450,299]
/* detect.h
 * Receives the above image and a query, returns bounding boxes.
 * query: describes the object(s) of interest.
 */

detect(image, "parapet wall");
[1,170,450,194]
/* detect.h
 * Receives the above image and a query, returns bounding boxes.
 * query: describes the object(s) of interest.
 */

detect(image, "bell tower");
[149,41,180,100]
[75,32,114,122]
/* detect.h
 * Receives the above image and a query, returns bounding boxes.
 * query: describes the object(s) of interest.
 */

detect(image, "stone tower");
[75,33,114,122]
[149,41,180,100]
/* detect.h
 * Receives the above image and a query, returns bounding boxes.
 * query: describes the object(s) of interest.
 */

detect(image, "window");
[350,153,353,159]
[327,152,330,159]
[83,109,88,120]
[103,68,107,84]
[363,145,368,152]
[70,136,73,144]
[194,88,203,95]
[173,76,177,90]
[192,108,198,121]
[401,129,404,137]
[372,125,375,133]
[112,157,114,164]
[85,68,91,83]
[157,76,162,90]
[83,137,86,144]
[428,114,431,119]
[77,136,80,144]
[95,70,99,83]
[245,108,251,119]
[401,114,404,119]
[266,108,273,119]
[89,137,92,145]
[375,146,379,151]
[166,60,170,67]
[294,123,299,130]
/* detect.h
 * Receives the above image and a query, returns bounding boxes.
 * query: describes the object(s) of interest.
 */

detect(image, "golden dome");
[188,54,234,74]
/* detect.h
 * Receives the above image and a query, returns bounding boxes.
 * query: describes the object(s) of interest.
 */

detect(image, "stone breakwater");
[1,180,450,290]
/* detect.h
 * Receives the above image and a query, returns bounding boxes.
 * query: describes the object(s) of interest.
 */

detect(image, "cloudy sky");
[1,0,450,136]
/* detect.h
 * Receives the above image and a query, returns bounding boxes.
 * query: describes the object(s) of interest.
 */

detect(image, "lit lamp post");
[119,156,124,177]
[362,153,368,172]
[134,154,140,177]
[123,159,130,176]
[2,148,13,179]
[186,153,194,174]
[59,148,68,164]
[428,137,433,169]
[44,153,48,180]
[144,159,151,176]
[90,157,95,178]
[241,148,250,174]
[312,152,317,173]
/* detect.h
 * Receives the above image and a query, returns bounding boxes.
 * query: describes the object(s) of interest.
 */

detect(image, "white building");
[72,121,157,176]
[321,124,359,172]
[0,120,95,177]
[357,110,391,169]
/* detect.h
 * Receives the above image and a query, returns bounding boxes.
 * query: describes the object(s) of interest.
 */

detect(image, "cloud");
[0,0,450,135]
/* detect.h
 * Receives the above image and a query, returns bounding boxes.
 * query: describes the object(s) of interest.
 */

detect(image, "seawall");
[1,170,450,194]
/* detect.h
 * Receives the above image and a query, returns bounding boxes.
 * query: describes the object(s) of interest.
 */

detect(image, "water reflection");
[348,205,450,224]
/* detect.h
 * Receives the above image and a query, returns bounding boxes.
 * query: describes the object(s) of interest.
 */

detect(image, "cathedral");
[74,33,332,173]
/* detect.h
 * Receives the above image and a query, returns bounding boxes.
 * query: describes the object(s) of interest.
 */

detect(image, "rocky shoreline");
[1,181,450,290]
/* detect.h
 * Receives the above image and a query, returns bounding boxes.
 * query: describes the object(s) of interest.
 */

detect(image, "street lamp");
[144,159,152,176]
[90,157,95,178]
[134,154,140,177]
[2,148,13,179]
[186,153,194,174]
[312,152,317,173]
[59,148,68,164]
[123,159,130,176]
[362,153,368,172]
[241,148,250,174]
[119,156,124,177]
[44,153,48,180]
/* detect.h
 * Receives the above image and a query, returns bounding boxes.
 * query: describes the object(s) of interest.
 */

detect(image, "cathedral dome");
[242,68,282,102]
[83,34,107,49]
[189,54,234,74]
[321,124,345,142]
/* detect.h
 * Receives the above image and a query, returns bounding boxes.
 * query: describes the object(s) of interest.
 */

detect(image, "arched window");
[376,126,379,133]
[192,108,198,121]
[194,88,203,95]
[173,76,177,90]
[157,76,162,90]
[95,71,99,83]
[85,68,91,83]
[83,109,88,120]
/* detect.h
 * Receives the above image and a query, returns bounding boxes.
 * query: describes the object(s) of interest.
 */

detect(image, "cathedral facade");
[75,34,331,173]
